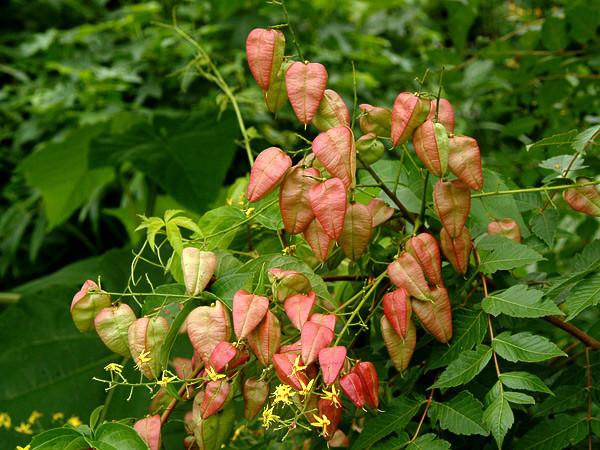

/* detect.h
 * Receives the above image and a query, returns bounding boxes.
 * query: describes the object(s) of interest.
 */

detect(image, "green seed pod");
[128,316,169,379]
[94,303,136,357]
[70,280,111,333]
[433,122,449,176]
[356,133,385,167]
[359,104,392,137]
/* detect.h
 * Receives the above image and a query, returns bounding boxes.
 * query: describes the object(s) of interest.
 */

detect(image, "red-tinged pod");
[243,378,269,420]
[172,357,195,399]
[272,353,309,390]
[352,362,379,409]
[200,380,230,419]
[411,286,453,344]
[279,165,321,235]
[391,92,430,146]
[134,415,161,450]
[328,429,350,448]
[356,133,385,167]
[426,98,455,133]
[264,61,289,113]
[440,226,472,275]
[308,177,347,240]
[312,126,356,189]
[94,303,136,357]
[286,61,328,125]
[318,398,342,438]
[381,316,417,373]
[359,104,392,137]
[246,28,285,91]
[340,372,365,408]
[382,288,412,338]
[338,202,372,261]
[387,252,432,301]
[71,280,111,333]
[304,218,334,262]
[192,401,236,450]
[367,198,394,227]
[284,291,316,330]
[247,310,281,366]
[313,89,350,131]
[301,321,335,365]
[309,313,337,331]
[232,290,270,340]
[181,248,217,297]
[268,268,312,301]
[447,135,483,191]
[319,346,347,385]
[187,301,231,365]
[405,233,443,287]
[208,341,238,373]
[280,340,302,355]
[563,178,600,216]
[247,147,292,202]
[128,317,169,379]
[488,218,521,242]
[412,119,449,177]
[434,179,471,238]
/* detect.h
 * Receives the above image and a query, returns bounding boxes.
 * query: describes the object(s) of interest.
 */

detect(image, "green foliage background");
[1,0,599,449]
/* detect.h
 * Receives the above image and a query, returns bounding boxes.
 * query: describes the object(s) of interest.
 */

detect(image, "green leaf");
[526,130,577,152]
[370,433,410,450]
[539,154,586,175]
[350,397,421,450]
[428,308,487,370]
[572,124,600,154]
[476,235,544,274]
[18,125,114,229]
[483,391,514,449]
[93,422,149,450]
[565,273,600,320]
[504,391,535,405]
[482,285,562,318]
[499,371,553,395]
[30,428,85,449]
[406,433,451,450]
[165,221,183,255]
[89,111,238,214]
[493,332,566,363]
[431,345,492,389]
[515,414,588,450]
[530,209,560,247]
[541,17,568,51]
[428,391,489,436]
[196,206,246,250]
[534,385,586,417]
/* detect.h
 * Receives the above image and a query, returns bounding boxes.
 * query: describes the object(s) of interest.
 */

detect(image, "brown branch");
[543,316,600,350]
[585,347,593,450]
[160,364,204,426]
[322,275,369,282]
[411,388,435,442]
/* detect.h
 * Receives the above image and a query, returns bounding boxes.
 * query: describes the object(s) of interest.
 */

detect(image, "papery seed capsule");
[192,401,236,450]
[340,372,365,408]
[405,233,443,287]
[352,362,379,409]
[381,316,416,373]
[264,61,290,113]
[268,268,312,302]
[247,147,292,202]
[391,92,430,146]
[181,248,217,297]
[338,202,372,261]
[382,288,411,338]
[308,313,337,331]
[356,133,385,167]
[134,415,162,450]
[71,280,111,333]
[246,28,285,91]
[440,226,472,274]
[187,301,231,365]
[319,346,347,385]
[280,165,321,235]
[387,252,432,301]
[209,341,242,373]
[128,316,169,379]
[328,429,350,447]
[313,89,350,131]
[434,179,471,238]
[308,177,347,240]
[232,290,270,340]
[286,62,328,125]
[426,98,455,133]
[243,378,269,420]
[359,104,392,137]
[301,321,334,365]
[304,218,334,262]
[200,380,230,419]
[563,178,600,216]
[284,291,316,330]
[367,198,394,227]
[488,218,521,242]
[312,126,356,190]
[411,286,453,343]
[272,353,309,390]
[447,135,483,191]
[247,310,281,366]
[94,303,136,357]
[412,119,449,177]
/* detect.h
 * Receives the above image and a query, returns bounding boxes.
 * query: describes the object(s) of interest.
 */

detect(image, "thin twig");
[411,389,435,442]
[585,347,593,450]
[322,275,369,282]
[543,316,600,350]
[279,0,304,60]
[471,180,600,199]
[160,365,204,426]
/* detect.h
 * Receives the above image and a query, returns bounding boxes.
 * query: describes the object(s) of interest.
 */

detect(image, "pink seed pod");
[94,303,136,357]
[208,341,246,373]
[440,226,472,274]
[286,61,328,125]
[426,98,455,133]
[338,202,373,261]
[246,28,285,91]
[405,233,443,287]
[328,429,350,448]
[284,291,316,330]
[243,378,269,420]
[308,177,347,240]
[313,89,350,131]
[304,218,334,262]
[563,178,600,216]
[367,198,394,227]
[352,361,379,409]
[382,288,412,338]
[381,316,417,373]
[186,301,231,365]
[247,147,292,202]
[232,290,269,340]
[272,353,309,390]
[264,61,290,113]
[312,126,356,189]
[359,104,392,137]
[412,119,449,177]
[447,135,483,191]
[279,165,321,235]
[319,346,347,385]
[134,415,161,450]
[434,179,471,238]
[71,280,111,333]
[247,310,281,366]
[340,372,365,408]
[387,252,432,301]
[200,380,230,419]
[488,218,521,242]
[268,268,311,302]
[301,321,335,365]
[128,316,169,379]
[411,286,453,344]
[181,248,217,297]
[308,313,337,331]
[391,92,430,146]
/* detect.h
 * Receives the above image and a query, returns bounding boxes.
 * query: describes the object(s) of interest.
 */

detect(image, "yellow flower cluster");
[272,384,295,405]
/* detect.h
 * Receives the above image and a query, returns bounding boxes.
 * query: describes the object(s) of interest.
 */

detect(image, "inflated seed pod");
[381,316,417,373]
[387,252,432,301]
[405,233,443,287]
[313,89,350,131]
[279,165,321,235]
[447,135,483,191]
[411,286,453,344]
[412,119,449,177]
[487,218,521,242]
[338,202,373,260]
[312,126,356,189]
[181,248,217,297]
[359,104,392,137]
[391,92,430,146]
[426,98,455,133]
[563,178,600,216]
[246,28,285,91]
[247,147,292,203]
[440,226,472,274]
[356,133,385,167]
[71,280,111,333]
[286,62,328,125]
[94,303,136,357]
[433,179,471,238]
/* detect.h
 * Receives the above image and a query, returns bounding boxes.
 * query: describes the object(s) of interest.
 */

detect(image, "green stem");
[471,180,600,199]
[280,0,304,61]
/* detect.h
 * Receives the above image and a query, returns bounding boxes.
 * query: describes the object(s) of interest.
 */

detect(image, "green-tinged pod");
[338,202,373,260]
[304,218,334,262]
[412,119,449,177]
[440,227,472,274]
[70,280,111,333]
[433,179,471,238]
[181,248,217,297]
[426,98,455,133]
[391,92,430,146]
[387,252,432,301]
[411,286,453,344]
[447,135,484,191]
[433,122,449,175]
[268,268,312,301]
[359,104,392,137]
[193,402,236,450]
[264,61,290,113]
[313,89,350,131]
[563,178,600,216]
[187,301,231,365]
[488,219,521,242]
[128,316,169,379]
[381,316,417,373]
[405,233,444,287]
[356,133,385,167]
[243,378,269,420]
[246,28,285,91]
[279,165,321,235]
[94,303,136,357]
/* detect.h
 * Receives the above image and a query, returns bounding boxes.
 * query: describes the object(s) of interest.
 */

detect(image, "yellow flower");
[290,355,307,376]
[260,405,280,429]
[272,384,295,405]
[27,410,43,424]
[205,366,226,382]
[156,370,178,387]
[104,363,124,374]
[282,245,296,256]
[310,414,331,437]
[66,416,82,427]
[135,350,151,371]
[245,207,255,217]
[298,378,315,397]
[52,412,64,421]
[17,445,31,450]
[0,412,11,429]
[320,384,341,408]
[15,422,33,434]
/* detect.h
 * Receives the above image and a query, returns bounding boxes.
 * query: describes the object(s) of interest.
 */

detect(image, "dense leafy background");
[1,0,599,449]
